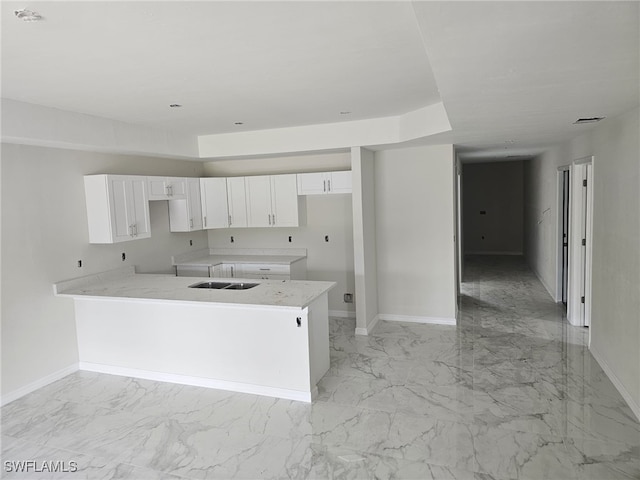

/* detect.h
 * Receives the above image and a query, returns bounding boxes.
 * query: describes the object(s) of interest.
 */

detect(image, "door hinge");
[582,238,586,246]
[581,296,585,304]
[583,179,587,187]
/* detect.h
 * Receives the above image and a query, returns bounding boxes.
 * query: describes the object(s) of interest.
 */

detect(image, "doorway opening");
[558,167,570,307]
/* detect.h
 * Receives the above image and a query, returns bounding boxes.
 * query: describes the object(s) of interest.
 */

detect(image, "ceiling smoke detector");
[14,8,43,21]
[574,117,605,125]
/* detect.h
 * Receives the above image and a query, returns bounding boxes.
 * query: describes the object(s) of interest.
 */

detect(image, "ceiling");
[2,1,638,161]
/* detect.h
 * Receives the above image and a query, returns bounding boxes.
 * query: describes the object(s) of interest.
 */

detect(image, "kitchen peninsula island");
[54,267,335,402]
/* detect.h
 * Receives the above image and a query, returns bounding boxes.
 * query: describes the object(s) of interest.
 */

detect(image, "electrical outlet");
[189,239,193,246]
[230,236,234,243]
[77,260,82,268]
[325,235,329,242]
[288,235,292,243]
[344,293,353,303]
[122,252,126,261]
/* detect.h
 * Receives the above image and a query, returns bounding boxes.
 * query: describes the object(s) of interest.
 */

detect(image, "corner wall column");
[351,147,379,335]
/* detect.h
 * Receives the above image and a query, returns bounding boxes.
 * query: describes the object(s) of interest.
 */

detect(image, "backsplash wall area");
[206,192,355,316]
[204,152,355,316]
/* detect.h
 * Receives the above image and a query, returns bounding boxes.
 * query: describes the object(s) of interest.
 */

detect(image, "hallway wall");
[524,107,640,419]
[462,161,524,255]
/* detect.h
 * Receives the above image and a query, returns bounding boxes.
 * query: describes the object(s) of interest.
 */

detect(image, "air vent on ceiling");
[574,117,605,125]
[14,8,43,21]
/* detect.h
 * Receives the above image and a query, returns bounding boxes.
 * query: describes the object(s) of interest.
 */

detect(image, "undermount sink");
[223,283,259,290]
[188,281,258,290]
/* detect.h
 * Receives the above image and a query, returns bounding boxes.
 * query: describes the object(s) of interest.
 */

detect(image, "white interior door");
[567,158,593,327]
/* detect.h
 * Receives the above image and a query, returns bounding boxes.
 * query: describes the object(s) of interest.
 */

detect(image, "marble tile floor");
[2,255,639,479]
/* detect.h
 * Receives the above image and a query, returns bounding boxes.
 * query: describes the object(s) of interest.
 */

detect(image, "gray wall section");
[462,161,524,254]
[523,107,640,419]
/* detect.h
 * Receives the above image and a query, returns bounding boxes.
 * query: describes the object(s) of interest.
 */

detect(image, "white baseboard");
[590,346,640,422]
[1,363,78,407]
[79,362,315,403]
[378,313,456,326]
[355,314,380,336]
[329,309,356,319]
[465,251,523,256]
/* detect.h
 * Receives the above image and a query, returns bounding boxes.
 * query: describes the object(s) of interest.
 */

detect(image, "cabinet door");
[271,174,299,227]
[328,171,352,194]
[245,176,272,227]
[226,177,248,227]
[200,178,229,229]
[166,177,187,199]
[187,178,203,231]
[169,178,203,232]
[109,176,137,242]
[297,172,327,195]
[147,176,169,200]
[129,177,151,238]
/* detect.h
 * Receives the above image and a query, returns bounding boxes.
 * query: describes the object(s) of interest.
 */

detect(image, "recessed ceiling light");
[14,8,43,21]
[234,122,244,125]
[339,111,352,115]
[574,117,605,124]
[169,104,182,108]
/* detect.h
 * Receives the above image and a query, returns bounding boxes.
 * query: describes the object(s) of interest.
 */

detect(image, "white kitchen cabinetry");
[297,171,352,195]
[226,177,248,228]
[200,178,230,229]
[246,174,303,227]
[84,175,151,244]
[168,178,203,232]
[212,263,236,278]
[236,263,291,280]
[147,176,188,200]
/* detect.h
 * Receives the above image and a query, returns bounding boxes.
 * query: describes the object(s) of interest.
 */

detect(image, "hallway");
[2,257,639,479]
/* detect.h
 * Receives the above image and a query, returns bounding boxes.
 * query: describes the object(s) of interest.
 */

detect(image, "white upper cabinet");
[297,171,352,195]
[328,171,352,194]
[246,174,302,227]
[84,175,151,244]
[200,177,230,229]
[168,178,203,232]
[226,177,248,228]
[147,176,188,201]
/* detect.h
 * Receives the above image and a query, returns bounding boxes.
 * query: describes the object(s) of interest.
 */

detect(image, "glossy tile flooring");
[2,256,639,479]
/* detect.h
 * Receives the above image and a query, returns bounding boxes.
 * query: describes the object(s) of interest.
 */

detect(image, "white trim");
[1,363,78,407]
[329,309,356,319]
[574,155,595,165]
[78,362,315,403]
[464,251,523,256]
[377,313,456,326]
[355,314,380,336]
[590,346,640,422]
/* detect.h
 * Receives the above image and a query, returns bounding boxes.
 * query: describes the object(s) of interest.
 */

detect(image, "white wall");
[374,145,457,322]
[524,107,640,418]
[523,148,566,298]
[202,152,355,316]
[1,143,206,401]
[463,161,524,255]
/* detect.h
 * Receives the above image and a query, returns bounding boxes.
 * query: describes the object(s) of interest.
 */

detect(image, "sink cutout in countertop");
[188,281,258,290]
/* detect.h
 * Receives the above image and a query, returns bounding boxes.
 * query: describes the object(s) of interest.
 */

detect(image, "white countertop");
[171,248,307,267]
[54,267,334,310]
[174,254,306,267]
